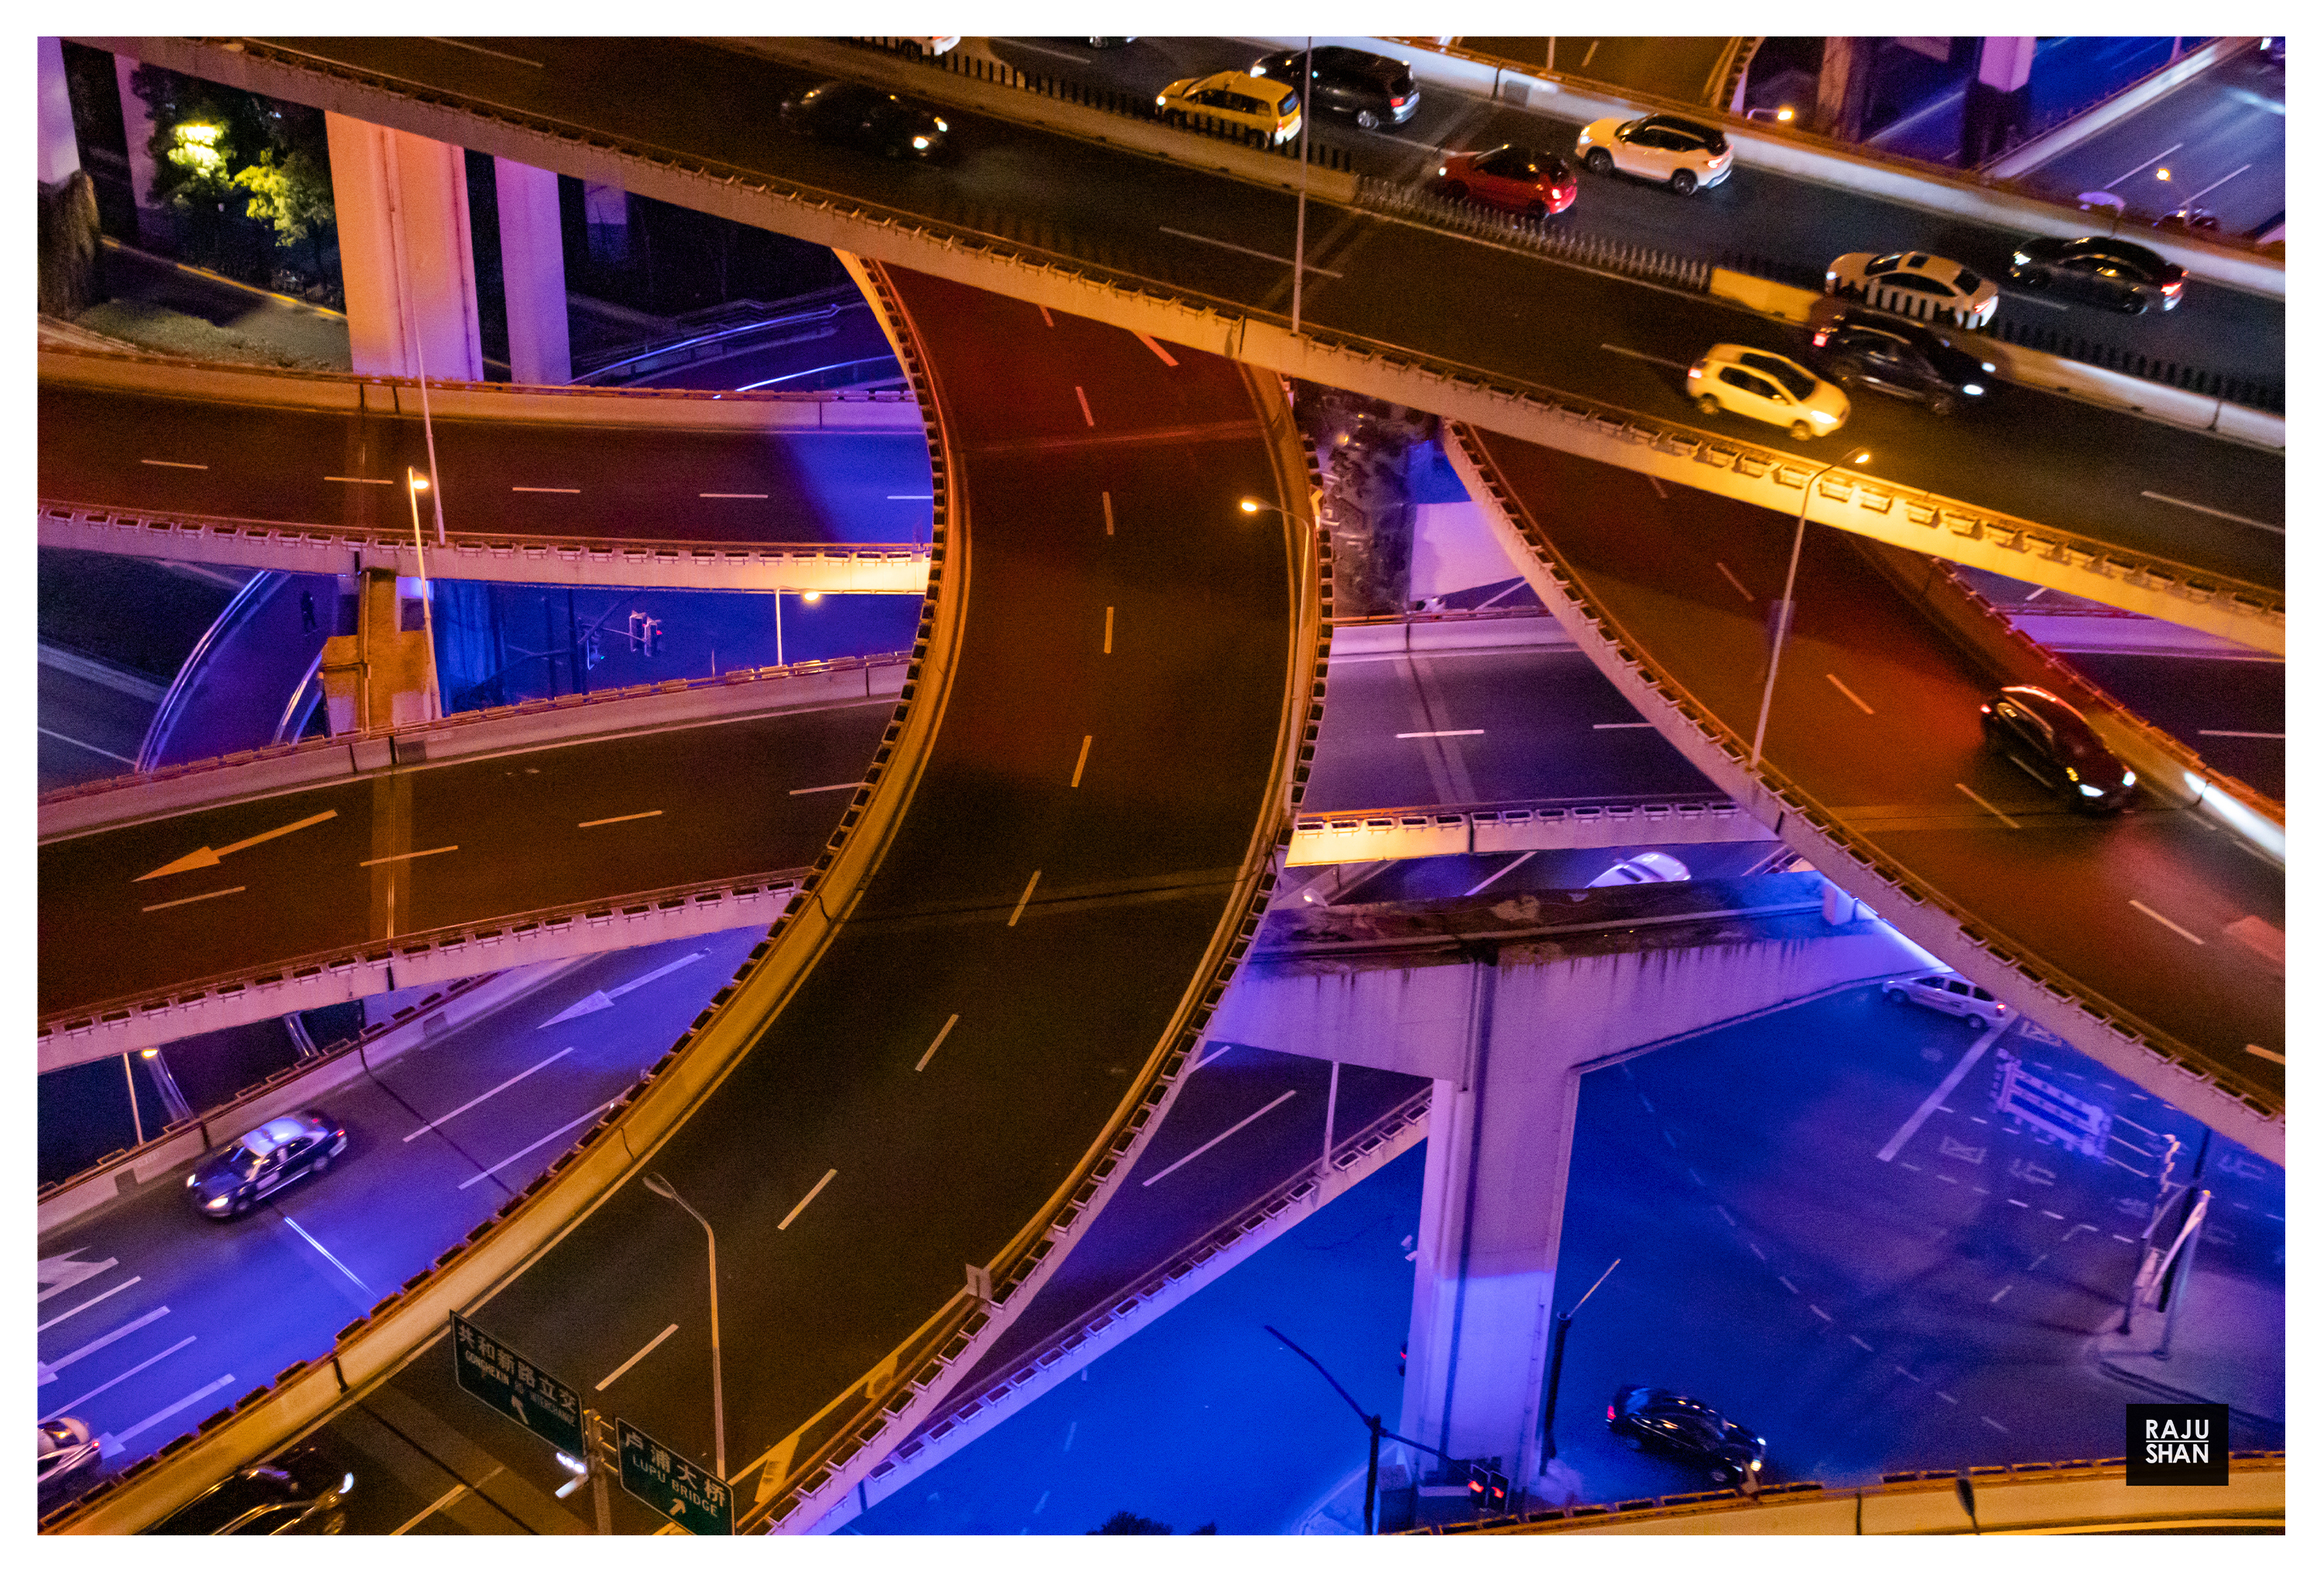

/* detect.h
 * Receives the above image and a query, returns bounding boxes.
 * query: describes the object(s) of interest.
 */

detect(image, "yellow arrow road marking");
[136,809,339,881]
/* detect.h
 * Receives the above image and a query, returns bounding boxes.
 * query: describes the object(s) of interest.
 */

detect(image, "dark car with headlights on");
[1249,45,1418,129]
[779,81,950,160]
[149,1449,354,1535]
[1608,1385,1767,1487]
[185,1111,346,1219]
[1980,685,2136,812]
[1437,145,1577,218]
[1807,303,1996,416]
[2008,235,2184,313]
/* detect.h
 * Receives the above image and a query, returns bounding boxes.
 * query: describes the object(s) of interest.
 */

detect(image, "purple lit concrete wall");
[325,112,483,381]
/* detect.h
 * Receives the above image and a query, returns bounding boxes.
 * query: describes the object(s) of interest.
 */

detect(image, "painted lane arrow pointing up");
[537,951,707,1028]
[136,809,339,882]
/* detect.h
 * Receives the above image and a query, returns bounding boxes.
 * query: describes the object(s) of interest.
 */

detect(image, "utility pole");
[1291,37,1312,335]
[1538,1256,1619,1459]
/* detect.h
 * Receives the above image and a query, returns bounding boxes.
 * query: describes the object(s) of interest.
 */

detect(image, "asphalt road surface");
[38,699,889,1021]
[1472,430,2283,1099]
[130,36,2283,592]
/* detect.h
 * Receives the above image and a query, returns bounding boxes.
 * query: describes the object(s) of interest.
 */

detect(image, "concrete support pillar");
[1813,37,1875,142]
[492,157,572,385]
[583,180,631,264]
[325,112,483,381]
[112,53,165,246]
[38,36,81,184]
[320,569,440,733]
[1964,36,2037,166]
[1976,36,2037,91]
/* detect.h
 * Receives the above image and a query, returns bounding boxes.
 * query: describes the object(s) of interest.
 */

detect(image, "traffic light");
[584,630,603,670]
[1465,1463,1508,1512]
[649,617,665,657]
[628,611,664,656]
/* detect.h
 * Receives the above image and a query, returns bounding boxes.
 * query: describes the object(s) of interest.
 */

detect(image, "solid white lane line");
[457,1098,621,1189]
[1953,782,2021,829]
[511,486,580,493]
[595,1325,680,1392]
[1462,851,1536,898]
[2199,729,2283,738]
[1074,386,1095,427]
[916,1014,961,1073]
[1591,721,1654,730]
[788,782,861,796]
[1038,305,1054,327]
[358,844,458,867]
[1071,734,1093,789]
[40,1336,197,1425]
[425,36,543,67]
[47,1306,171,1376]
[141,885,246,914]
[2138,490,2281,535]
[1715,562,1755,600]
[1877,1030,1999,1162]
[325,474,394,485]
[700,491,768,499]
[887,493,934,500]
[107,1373,236,1447]
[1135,333,1179,367]
[282,1216,371,1294]
[2103,141,2181,190]
[38,726,139,765]
[1826,673,1875,714]
[2129,899,2205,945]
[39,1276,145,1335]
[779,1168,837,1231]
[404,1048,576,1142]
[2245,1044,2285,1064]
[1007,871,1042,928]
[393,1478,477,1535]
[2181,163,2250,205]
[1582,40,1600,67]
[1598,342,1692,373]
[1397,728,1483,738]
[1101,490,1115,536]
[1141,1090,1298,1188]
[578,810,663,827]
[1157,225,1344,277]
[139,458,208,469]
[1103,605,1114,653]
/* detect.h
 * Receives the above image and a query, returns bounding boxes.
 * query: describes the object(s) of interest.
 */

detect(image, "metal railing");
[1358,177,1714,291]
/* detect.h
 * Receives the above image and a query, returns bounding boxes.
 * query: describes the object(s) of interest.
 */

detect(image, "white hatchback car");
[1587,851,1691,887]
[1686,345,1850,440]
[1575,115,1734,194]
[1824,251,1999,329]
[1883,971,2009,1028]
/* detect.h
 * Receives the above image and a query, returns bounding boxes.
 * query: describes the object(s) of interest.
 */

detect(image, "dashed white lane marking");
[778,1167,838,1231]
[1103,606,1114,654]
[106,1373,236,1449]
[325,473,394,485]
[916,1014,960,1073]
[2200,728,2284,739]
[1592,721,1655,729]
[1141,1090,1299,1188]
[1826,673,1875,714]
[511,486,579,493]
[1747,1240,1767,1260]
[358,844,458,866]
[404,1048,574,1142]
[1688,1167,1706,1188]
[140,458,208,469]
[1597,342,1692,373]
[1157,225,1344,276]
[1954,781,2022,829]
[578,809,662,827]
[40,1336,197,1425]
[457,1097,621,1189]
[1936,1173,1959,1184]
[1038,304,1054,327]
[2040,1209,2064,1220]
[1895,1366,1922,1381]
[787,782,861,796]
[1397,728,1484,738]
[1715,562,1755,601]
[2102,141,2182,190]
[1937,1391,1959,1405]
[1135,333,1179,366]
[1637,1092,1655,1112]
[1899,1161,1922,1171]
[38,726,140,765]
[1982,1415,2010,1434]
[1989,1284,2013,1304]
[1007,871,1041,927]
[1779,1276,1799,1294]
[1074,386,1095,426]
[1715,1205,1737,1226]
[1101,490,1115,536]
[1809,1305,1833,1322]
[1647,476,1669,499]
[595,1325,679,1392]
[2129,899,2207,945]
[2138,490,2282,535]
[39,1276,145,1334]
[699,492,768,499]
[2007,1198,2030,1208]
[1662,1129,1679,1149]
[46,1307,171,1378]
[283,1216,371,1294]
[2246,1044,2285,1064]
[2112,1234,2137,1243]
[1062,1421,1078,1452]
[1071,734,1093,789]
[1849,1335,1874,1352]
[141,885,246,914]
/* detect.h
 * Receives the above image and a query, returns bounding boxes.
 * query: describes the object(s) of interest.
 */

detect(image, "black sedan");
[1980,686,2137,812]
[779,81,950,160]
[148,1449,353,1535]
[2008,235,2185,313]
[1807,303,1996,416]
[184,1110,347,1219]
[1607,1386,1767,1487]
[1248,45,1419,129]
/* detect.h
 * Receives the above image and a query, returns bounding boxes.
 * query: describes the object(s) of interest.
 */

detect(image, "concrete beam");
[324,112,483,380]
[493,156,571,385]
[1289,799,1766,865]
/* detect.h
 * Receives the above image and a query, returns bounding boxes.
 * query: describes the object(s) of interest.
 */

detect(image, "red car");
[1436,144,1576,218]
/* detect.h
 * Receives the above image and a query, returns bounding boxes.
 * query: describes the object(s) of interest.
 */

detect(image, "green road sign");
[617,1417,733,1535]
[449,1310,585,1458]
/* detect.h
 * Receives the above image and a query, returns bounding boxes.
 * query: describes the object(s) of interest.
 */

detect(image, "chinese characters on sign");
[617,1417,732,1535]
[449,1310,586,1457]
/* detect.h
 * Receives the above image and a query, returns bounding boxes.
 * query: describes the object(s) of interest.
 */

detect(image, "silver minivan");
[1882,971,2008,1028]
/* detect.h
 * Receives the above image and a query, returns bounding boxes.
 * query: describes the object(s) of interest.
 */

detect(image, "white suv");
[1883,971,2009,1028]
[1575,115,1734,194]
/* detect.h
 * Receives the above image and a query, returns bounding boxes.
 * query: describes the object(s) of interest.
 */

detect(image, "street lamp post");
[1267,1325,1470,1534]
[641,1171,725,1483]
[1748,449,1869,772]
[1291,37,1312,335]
[1536,1256,1619,1461]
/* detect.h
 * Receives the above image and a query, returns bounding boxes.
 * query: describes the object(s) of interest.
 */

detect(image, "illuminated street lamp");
[1748,448,1869,772]
[640,1171,726,1483]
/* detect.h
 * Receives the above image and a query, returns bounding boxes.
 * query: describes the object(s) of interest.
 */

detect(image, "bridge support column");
[111,54,167,246]
[1964,37,2037,166]
[325,112,483,380]
[320,569,440,732]
[493,156,571,385]
[39,37,80,184]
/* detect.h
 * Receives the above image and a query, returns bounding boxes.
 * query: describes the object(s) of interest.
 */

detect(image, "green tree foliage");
[233,147,334,257]
[128,63,335,263]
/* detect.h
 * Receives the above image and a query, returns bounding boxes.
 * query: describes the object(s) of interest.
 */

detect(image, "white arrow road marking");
[136,808,339,881]
[536,951,707,1027]
[41,1336,197,1425]
[38,1251,119,1303]
[407,1048,576,1138]
[41,1305,170,1384]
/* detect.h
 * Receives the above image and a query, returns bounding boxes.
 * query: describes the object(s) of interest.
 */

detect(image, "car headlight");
[934,118,947,132]
[1157,94,1169,106]
[205,1194,231,1209]
[2078,783,2105,796]
[2121,772,2136,787]
[1962,383,1985,396]
[2013,251,2030,264]
[1981,361,1996,373]
[913,136,930,149]
[186,1173,200,1188]
[1811,410,1838,423]
[1438,164,1448,177]
[1750,1459,1762,1471]
[1687,366,1703,378]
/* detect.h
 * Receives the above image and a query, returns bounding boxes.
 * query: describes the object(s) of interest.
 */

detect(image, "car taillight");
[1811,329,1830,346]
[1391,94,1411,107]
[2163,280,2183,294]
[1608,1406,1618,1421]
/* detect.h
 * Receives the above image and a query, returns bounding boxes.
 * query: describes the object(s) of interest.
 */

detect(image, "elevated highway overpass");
[81,36,2281,649]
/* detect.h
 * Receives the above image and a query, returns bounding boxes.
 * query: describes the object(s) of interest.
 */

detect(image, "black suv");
[1808,304,1996,416]
[2009,235,2185,313]
[1249,46,1418,129]
[1607,1386,1767,1488]
[779,81,950,160]
[149,1450,354,1535]
[1979,685,2137,812]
